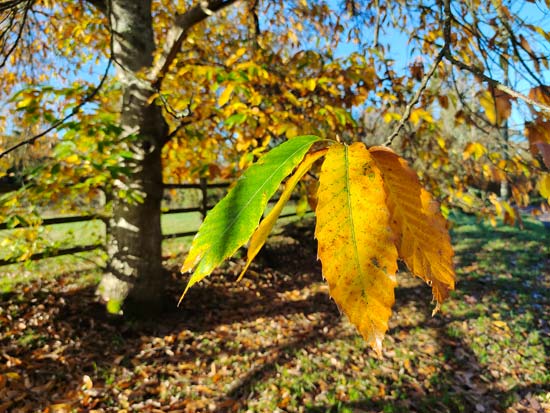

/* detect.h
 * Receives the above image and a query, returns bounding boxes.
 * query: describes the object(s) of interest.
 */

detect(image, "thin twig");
[444,54,550,114]
[383,47,446,146]
[0,0,115,160]
[150,0,238,90]
[0,0,28,13]
[442,0,550,114]
[373,0,380,48]
[382,0,452,147]
[165,110,218,141]
[0,0,31,69]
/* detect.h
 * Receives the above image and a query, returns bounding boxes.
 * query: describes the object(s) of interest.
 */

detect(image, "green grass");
[0,203,306,290]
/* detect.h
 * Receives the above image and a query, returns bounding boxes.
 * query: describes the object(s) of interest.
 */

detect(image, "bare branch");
[441,0,550,114]
[0,0,32,69]
[249,0,260,40]
[383,0,451,147]
[444,54,550,114]
[150,0,239,89]
[165,111,218,142]
[373,0,380,48]
[0,0,29,12]
[0,63,112,159]
[85,0,107,14]
[383,48,446,147]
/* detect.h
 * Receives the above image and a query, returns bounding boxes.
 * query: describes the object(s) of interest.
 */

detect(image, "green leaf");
[238,148,328,280]
[180,135,321,299]
[225,113,247,128]
[54,141,77,159]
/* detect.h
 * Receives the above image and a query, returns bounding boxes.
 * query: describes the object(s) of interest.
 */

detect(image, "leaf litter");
[0,214,548,412]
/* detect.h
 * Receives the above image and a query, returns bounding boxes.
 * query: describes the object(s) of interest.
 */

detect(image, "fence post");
[200,178,208,219]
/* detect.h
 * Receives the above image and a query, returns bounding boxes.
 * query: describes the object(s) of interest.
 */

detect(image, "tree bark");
[91,0,239,315]
[97,0,168,315]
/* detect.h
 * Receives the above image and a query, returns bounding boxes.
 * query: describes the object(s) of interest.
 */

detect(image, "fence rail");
[0,181,307,266]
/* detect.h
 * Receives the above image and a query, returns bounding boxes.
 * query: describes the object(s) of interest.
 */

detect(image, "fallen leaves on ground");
[0,215,549,412]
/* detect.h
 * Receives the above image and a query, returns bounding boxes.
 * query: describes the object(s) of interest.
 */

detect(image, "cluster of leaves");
[3,0,550,222]
[364,75,550,227]
[181,135,455,352]
[0,84,142,263]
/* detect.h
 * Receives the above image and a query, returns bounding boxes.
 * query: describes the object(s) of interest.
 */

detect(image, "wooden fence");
[0,180,305,266]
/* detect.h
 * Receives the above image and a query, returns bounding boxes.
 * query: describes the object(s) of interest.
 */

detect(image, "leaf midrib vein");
[344,145,363,280]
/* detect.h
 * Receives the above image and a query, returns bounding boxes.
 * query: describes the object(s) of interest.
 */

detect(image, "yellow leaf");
[285,124,299,138]
[239,149,328,280]
[489,193,504,217]
[47,404,73,413]
[304,78,316,91]
[283,90,300,106]
[64,154,80,164]
[225,47,247,66]
[383,112,401,123]
[501,200,515,219]
[538,173,550,200]
[463,142,486,160]
[370,146,455,306]
[218,84,235,107]
[479,89,511,125]
[410,108,433,126]
[16,95,36,109]
[315,142,398,353]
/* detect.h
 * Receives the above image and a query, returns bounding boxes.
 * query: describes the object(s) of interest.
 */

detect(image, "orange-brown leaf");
[525,119,550,157]
[528,86,550,109]
[315,142,398,353]
[479,89,512,126]
[370,146,455,306]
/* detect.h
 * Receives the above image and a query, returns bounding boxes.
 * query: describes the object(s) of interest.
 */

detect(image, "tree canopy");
[0,0,549,338]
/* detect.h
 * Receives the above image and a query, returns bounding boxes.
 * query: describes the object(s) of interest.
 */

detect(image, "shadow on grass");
[0,213,548,412]
[303,213,549,413]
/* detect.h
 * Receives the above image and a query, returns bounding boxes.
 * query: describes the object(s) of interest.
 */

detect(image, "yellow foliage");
[538,173,550,200]
[410,108,434,126]
[383,112,402,123]
[224,47,247,67]
[218,84,235,107]
[479,89,512,126]
[463,142,486,160]
[315,143,398,353]
[370,146,455,306]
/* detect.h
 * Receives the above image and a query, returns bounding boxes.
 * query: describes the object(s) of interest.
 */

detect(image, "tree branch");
[383,47,446,147]
[0,0,32,69]
[444,54,550,114]
[150,0,239,89]
[373,0,381,48]
[383,0,451,147]
[0,0,29,12]
[441,0,550,114]
[85,0,107,14]
[0,0,115,160]
[0,59,113,159]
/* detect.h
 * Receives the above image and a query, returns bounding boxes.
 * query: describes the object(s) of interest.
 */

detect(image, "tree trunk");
[97,0,168,315]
